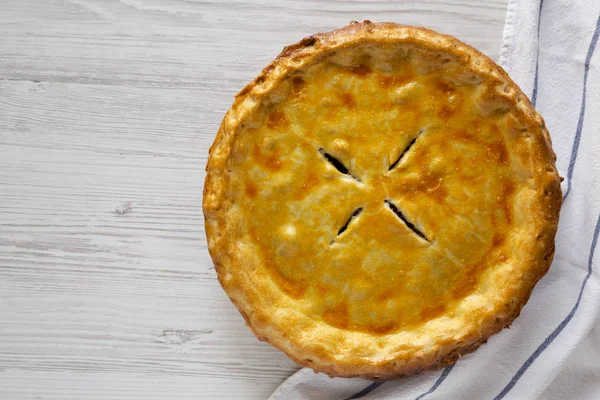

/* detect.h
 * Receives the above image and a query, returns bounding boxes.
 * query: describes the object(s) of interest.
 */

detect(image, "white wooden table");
[0,1,507,398]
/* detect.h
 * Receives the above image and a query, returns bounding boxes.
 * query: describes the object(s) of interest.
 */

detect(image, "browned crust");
[203,21,562,379]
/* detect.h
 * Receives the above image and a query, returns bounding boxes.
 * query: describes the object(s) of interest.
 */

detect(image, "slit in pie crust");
[203,21,562,379]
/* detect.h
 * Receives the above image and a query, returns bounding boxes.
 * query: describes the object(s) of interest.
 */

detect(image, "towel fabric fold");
[271,1,600,398]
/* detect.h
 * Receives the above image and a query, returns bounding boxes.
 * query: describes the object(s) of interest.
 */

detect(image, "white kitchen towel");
[270,0,600,399]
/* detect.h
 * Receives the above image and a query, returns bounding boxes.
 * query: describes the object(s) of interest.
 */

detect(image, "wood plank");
[0,0,507,88]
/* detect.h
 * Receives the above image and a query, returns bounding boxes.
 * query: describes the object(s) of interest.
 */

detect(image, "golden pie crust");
[203,21,562,379]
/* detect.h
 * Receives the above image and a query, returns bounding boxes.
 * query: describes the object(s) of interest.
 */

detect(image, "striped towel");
[270,0,600,399]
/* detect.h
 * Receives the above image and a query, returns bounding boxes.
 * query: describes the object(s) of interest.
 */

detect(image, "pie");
[203,21,562,379]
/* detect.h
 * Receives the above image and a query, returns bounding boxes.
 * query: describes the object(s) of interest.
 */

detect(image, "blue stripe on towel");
[531,0,545,107]
[494,213,600,400]
[342,363,455,400]
[414,364,455,400]
[344,382,384,400]
[563,15,600,200]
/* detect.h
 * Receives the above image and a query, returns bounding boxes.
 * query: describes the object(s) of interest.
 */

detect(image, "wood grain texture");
[0,1,506,398]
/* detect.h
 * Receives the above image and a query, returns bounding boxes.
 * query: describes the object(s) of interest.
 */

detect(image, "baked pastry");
[203,21,562,379]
